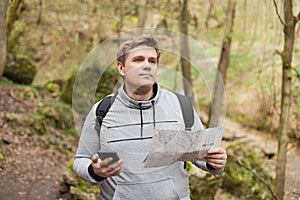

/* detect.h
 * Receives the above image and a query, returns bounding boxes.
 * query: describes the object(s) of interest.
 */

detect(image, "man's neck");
[124,84,154,101]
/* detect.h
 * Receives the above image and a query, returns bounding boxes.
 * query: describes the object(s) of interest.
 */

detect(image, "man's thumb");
[92,154,99,164]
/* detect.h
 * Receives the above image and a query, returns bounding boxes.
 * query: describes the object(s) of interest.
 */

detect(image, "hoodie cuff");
[88,163,106,182]
[206,162,216,170]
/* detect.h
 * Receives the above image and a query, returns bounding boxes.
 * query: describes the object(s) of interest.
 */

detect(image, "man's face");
[118,45,158,92]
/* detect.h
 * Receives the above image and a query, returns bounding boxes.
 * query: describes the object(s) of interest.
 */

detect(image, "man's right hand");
[91,154,124,178]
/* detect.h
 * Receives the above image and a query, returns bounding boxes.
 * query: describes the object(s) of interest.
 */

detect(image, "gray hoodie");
[73,83,222,200]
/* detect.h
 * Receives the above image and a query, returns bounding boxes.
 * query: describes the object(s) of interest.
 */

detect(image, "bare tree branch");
[297,11,300,22]
[272,0,285,26]
[232,156,279,200]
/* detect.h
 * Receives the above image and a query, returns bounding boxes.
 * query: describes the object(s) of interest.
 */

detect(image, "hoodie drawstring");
[151,100,156,130]
[138,101,156,139]
[138,103,143,139]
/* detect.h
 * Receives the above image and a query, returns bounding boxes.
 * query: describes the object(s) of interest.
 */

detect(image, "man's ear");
[117,62,125,76]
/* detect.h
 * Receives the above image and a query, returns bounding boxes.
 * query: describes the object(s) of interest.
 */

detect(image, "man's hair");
[117,35,160,66]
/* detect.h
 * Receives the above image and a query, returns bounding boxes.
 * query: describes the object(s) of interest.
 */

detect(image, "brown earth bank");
[0,84,77,200]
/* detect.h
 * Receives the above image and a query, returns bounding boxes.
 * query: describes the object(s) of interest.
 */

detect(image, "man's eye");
[149,59,157,64]
[134,58,143,62]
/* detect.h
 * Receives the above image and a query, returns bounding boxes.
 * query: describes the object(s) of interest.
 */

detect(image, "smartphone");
[97,150,120,166]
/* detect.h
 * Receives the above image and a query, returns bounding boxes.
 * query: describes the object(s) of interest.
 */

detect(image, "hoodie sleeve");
[191,109,224,175]
[73,102,104,184]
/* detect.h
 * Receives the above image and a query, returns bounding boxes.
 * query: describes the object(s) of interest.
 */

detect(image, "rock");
[4,54,37,85]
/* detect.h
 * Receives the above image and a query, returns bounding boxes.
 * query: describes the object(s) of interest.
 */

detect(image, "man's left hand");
[204,147,227,170]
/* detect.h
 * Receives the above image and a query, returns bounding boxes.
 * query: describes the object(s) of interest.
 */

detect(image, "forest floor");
[0,83,299,200]
[0,84,77,200]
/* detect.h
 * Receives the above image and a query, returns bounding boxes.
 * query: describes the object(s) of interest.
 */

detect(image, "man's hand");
[91,154,124,178]
[204,147,227,170]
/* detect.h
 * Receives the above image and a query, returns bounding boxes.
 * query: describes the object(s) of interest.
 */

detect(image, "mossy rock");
[59,159,100,200]
[4,54,37,85]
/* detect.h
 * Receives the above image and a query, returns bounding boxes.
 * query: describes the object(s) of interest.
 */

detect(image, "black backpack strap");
[95,92,118,134]
[174,93,194,131]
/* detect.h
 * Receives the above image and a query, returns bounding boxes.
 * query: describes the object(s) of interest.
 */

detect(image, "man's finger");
[92,154,99,164]
[208,147,225,154]
[100,157,113,167]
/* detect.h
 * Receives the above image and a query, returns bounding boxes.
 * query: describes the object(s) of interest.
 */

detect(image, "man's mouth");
[140,74,153,78]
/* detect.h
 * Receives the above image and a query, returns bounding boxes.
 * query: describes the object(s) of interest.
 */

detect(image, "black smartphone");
[97,150,120,166]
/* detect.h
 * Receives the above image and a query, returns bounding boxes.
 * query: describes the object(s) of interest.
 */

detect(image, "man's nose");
[142,60,151,70]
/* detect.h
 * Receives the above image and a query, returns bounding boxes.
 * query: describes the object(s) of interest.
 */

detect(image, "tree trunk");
[274,0,299,199]
[36,0,43,25]
[6,0,22,38]
[137,0,147,29]
[0,0,9,80]
[209,0,236,127]
[91,0,99,47]
[204,0,214,29]
[179,0,194,104]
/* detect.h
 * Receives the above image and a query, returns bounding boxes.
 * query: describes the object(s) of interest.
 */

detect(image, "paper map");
[143,127,224,168]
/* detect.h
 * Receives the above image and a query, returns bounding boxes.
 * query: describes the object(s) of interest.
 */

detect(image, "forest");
[0,0,299,199]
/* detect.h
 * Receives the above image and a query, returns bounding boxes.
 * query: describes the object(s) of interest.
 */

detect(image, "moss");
[0,139,5,161]
[46,82,61,94]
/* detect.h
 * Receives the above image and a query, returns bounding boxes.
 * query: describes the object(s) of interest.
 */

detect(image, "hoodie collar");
[118,82,160,109]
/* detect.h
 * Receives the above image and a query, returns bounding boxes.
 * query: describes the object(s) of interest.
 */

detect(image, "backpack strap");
[95,92,118,134]
[174,93,194,131]
[174,93,194,170]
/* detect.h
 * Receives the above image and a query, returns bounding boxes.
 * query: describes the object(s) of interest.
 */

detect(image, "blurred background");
[0,0,299,199]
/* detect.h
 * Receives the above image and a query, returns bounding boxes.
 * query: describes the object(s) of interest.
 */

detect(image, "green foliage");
[221,142,274,200]
[37,99,74,130]
[7,24,25,53]
[189,173,222,200]
[227,52,256,81]
[95,67,120,101]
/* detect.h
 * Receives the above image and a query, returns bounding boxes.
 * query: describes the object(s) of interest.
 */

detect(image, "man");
[73,35,227,200]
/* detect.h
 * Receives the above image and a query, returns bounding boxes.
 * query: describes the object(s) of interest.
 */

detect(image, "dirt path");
[223,119,300,200]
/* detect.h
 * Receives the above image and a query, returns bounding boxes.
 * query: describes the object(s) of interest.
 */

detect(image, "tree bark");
[137,0,147,29]
[0,0,9,80]
[6,0,22,38]
[274,0,299,199]
[179,0,194,103]
[209,0,236,127]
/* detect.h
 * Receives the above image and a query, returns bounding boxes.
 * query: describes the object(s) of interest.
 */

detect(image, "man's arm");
[73,103,102,184]
[191,109,227,175]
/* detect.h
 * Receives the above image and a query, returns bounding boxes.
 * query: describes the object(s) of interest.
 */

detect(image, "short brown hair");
[117,35,160,66]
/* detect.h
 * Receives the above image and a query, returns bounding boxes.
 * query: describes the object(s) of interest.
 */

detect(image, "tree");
[6,0,22,38]
[209,0,236,127]
[273,0,300,199]
[179,0,194,103]
[0,0,9,80]
[137,0,147,29]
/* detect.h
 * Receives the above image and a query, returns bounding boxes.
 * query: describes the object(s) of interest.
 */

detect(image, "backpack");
[94,92,194,134]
